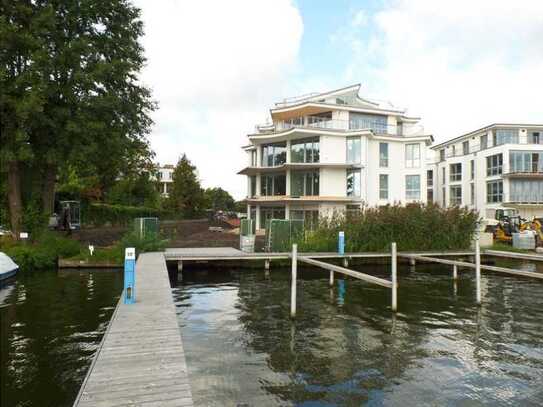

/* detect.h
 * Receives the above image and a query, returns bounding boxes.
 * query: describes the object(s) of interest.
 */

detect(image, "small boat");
[0,252,18,281]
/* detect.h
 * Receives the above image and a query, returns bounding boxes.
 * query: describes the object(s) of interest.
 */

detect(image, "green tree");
[106,172,160,208]
[0,0,155,237]
[167,154,205,218]
[203,187,235,212]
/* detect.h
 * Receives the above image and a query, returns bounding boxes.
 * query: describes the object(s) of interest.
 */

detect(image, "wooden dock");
[73,252,193,407]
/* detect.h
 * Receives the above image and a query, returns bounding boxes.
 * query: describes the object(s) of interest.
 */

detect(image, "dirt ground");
[74,219,264,250]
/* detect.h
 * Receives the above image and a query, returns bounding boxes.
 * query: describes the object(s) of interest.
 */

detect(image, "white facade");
[157,165,174,196]
[427,124,543,220]
[239,84,433,229]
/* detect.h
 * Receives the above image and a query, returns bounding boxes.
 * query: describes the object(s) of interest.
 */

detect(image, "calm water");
[172,262,543,406]
[0,269,122,407]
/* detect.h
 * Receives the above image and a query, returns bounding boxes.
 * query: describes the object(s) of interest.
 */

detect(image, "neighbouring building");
[157,164,174,197]
[428,124,543,219]
[239,84,433,230]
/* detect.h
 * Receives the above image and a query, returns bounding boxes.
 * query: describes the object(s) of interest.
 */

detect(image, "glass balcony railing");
[266,118,424,136]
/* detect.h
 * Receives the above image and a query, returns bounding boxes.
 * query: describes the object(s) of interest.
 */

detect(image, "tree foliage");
[0,0,156,236]
[167,154,205,218]
[203,187,235,212]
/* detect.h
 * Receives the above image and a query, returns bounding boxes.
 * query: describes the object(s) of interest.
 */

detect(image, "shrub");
[119,231,169,253]
[294,203,479,252]
[84,203,173,226]
[1,231,82,270]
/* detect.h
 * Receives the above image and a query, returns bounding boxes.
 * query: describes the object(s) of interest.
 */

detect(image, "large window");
[290,209,319,230]
[262,143,286,167]
[346,136,361,164]
[346,169,361,197]
[349,113,388,133]
[379,174,388,199]
[439,149,445,161]
[487,180,503,203]
[442,167,446,184]
[379,143,389,167]
[493,129,519,146]
[260,174,286,196]
[486,154,503,176]
[450,185,462,206]
[291,171,319,196]
[291,138,319,163]
[450,163,462,182]
[510,180,543,203]
[470,160,475,180]
[509,151,543,173]
[470,183,475,205]
[405,144,421,168]
[406,175,421,201]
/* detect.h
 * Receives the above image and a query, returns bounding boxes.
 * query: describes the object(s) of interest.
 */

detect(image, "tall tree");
[168,155,205,218]
[0,0,156,237]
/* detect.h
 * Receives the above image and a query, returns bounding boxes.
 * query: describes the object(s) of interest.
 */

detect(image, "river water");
[0,269,122,407]
[1,262,542,406]
[172,262,543,406]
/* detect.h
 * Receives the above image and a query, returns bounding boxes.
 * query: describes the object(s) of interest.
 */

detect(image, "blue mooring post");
[124,247,136,304]
[338,231,345,255]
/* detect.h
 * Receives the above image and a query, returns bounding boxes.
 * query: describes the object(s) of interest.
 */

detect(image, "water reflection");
[0,269,122,407]
[173,262,543,406]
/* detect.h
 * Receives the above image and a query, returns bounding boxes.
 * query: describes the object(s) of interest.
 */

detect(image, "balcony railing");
[437,141,543,162]
[266,118,424,136]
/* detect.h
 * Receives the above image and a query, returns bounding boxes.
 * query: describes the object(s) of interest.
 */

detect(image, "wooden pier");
[73,252,193,407]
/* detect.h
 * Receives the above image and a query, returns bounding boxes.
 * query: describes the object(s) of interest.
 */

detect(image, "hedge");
[84,203,173,227]
[294,203,479,252]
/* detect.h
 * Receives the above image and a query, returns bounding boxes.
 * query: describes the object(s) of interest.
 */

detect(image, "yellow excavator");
[492,208,543,245]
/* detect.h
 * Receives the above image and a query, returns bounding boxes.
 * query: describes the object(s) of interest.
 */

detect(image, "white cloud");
[135,0,303,199]
[342,0,543,141]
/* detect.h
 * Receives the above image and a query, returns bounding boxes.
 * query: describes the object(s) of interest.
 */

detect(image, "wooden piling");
[453,264,458,280]
[329,270,334,286]
[291,244,297,318]
[265,259,270,270]
[475,237,481,305]
[391,242,398,312]
[343,258,349,268]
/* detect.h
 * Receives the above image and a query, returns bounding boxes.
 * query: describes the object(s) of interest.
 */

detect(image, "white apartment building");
[239,84,433,230]
[157,164,174,196]
[428,124,543,220]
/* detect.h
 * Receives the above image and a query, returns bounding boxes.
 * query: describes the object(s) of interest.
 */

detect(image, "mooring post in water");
[391,242,397,312]
[291,244,297,318]
[475,237,481,305]
[343,257,349,268]
[409,257,416,267]
[177,260,183,272]
[329,269,334,286]
[265,259,270,271]
[124,247,136,304]
[453,264,458,280]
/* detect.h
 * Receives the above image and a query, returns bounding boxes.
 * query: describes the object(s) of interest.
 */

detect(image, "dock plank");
[73,252,193,407]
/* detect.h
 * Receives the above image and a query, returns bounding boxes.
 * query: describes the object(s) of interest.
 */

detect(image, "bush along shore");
[1,230,169,270]
[293,203,479,253]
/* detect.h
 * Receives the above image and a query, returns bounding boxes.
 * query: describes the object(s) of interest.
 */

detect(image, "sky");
[135,0,543,200]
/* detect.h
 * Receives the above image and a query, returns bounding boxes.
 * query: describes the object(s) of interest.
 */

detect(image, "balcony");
[256,117,424,136]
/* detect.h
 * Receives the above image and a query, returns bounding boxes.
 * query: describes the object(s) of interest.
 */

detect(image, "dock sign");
[124,248,136,304]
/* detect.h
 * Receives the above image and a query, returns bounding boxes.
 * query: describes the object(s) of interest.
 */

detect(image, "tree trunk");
[42,164,57,216]
[7,161,22,240]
